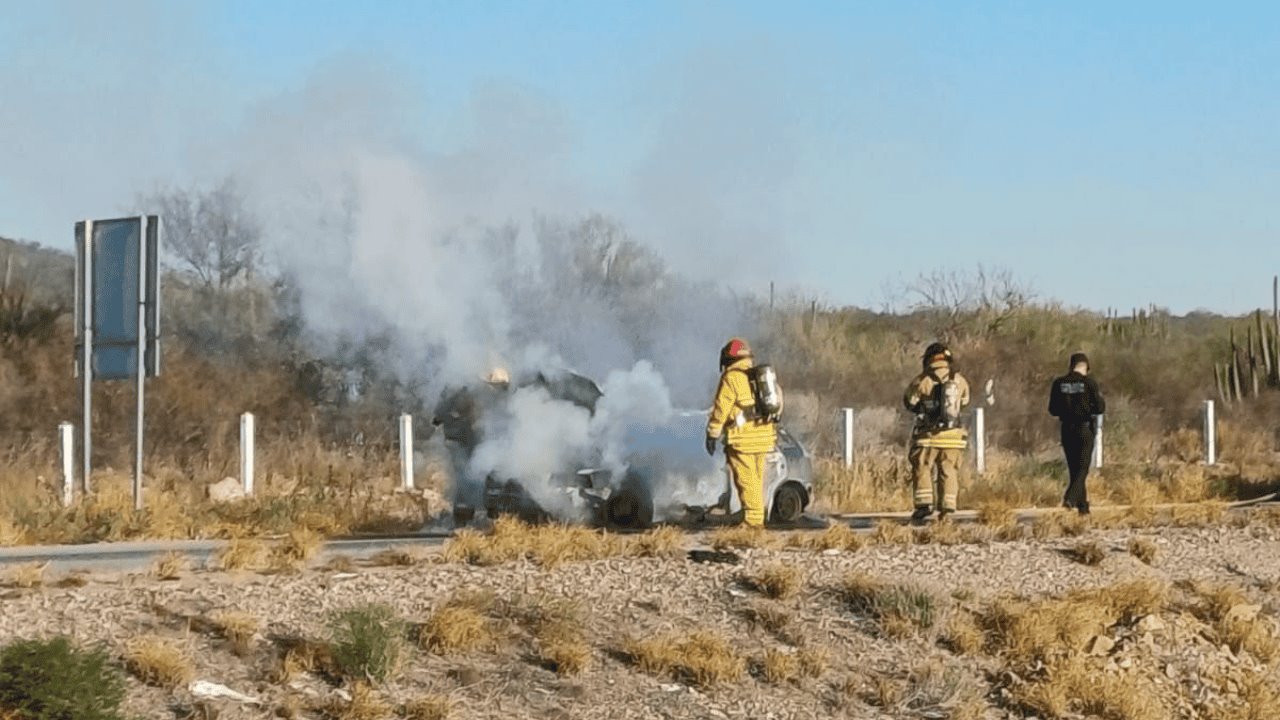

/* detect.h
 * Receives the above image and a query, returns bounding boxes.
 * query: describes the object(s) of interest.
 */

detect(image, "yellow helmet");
[483,367,510,385]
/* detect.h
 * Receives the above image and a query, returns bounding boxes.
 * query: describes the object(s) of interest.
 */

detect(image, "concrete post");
[841,408,854,469]
[1092,414,1104,469]
[240,412,255,496]
[399,413,414,490]
[973,408,986,475]
[59,422,75,507]
[1203,400,1216,465]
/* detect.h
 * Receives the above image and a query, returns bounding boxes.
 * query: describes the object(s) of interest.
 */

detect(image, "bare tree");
[142,177,260,288]
[907,264,1032,339]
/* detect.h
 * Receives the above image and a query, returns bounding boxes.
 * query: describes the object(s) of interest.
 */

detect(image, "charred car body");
[436,369,813,529]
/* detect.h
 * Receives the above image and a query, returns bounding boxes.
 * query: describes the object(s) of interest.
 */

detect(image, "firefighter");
[705,338,778,527]
[1048,352,1105,515]
[902,342,971,522]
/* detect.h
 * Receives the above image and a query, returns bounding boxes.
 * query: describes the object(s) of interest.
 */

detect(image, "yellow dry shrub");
[761,648,797,683]
[402,695,452,720]
[797,523,863,552]
[419,595,497,655]
[627,525,685,558]
[124,636,195,689]
[709,524,776,551]
[870,519,913,546]
[749,564,802,600]
[625,630,745,687]
[1128,537,1158,565]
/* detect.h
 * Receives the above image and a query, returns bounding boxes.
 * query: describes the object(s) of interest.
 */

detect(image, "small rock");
[660,684,683,693]
[207,477,245,503]
[1223,604,1261,625]
[1136,615,1166,633]
[1087,635,1116,656]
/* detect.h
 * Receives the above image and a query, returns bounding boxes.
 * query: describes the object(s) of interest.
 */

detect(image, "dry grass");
[151,551,188,580]
[418,599,497,655]
[841,573,939,637]
[1209,676,1280,720]
[919,519,967,546]
[976,500,1024,541]
[794,523,863,552]
[402,695,452,720]
[216,538,271,571]
[273,527,324,569]
[1185,581,1279,662]
[1031,510,1088,540]
[866,660,984,718]
[515,596,591,676]
[276,639,336,682]
[4,561,46,588]
[742,600,799,644]
[760,648,797,683]
[747,563,802,600]
[370,548,422,567]
[1012,657,1167,720]
[1068,539,1107,566]
[942,611,985,656]
[1128,537,1158,565]
[625,630,746,687]
[709,524,776,551]
[1169,501,1228,527]
[870,519,914,545]
[209,609,261,656]
[326,682,393,720]
[442,518,625,568]
[627,526,685,558]
[982,579,1170,668]
[0,517,25,546]
[124,635,195,689]
[795,646,829,678]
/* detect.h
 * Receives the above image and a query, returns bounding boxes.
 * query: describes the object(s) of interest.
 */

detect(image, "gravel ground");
[2,519,1279,720]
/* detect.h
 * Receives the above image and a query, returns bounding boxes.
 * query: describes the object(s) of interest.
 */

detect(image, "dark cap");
[1069,352,1090,370]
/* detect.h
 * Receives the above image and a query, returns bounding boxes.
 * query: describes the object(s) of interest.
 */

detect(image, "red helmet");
[720,337,753,369]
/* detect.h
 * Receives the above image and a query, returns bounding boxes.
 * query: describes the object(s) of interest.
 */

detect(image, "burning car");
[446,369,813,529]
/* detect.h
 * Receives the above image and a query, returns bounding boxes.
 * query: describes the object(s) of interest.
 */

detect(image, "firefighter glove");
[705,436,718,456]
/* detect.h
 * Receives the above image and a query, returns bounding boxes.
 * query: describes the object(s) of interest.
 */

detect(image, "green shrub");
[0,636,126,720]
[327,603,406,683]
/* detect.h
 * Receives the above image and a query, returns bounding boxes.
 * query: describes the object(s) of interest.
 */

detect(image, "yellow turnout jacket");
[707,358,778,454]
[903,369,970,449]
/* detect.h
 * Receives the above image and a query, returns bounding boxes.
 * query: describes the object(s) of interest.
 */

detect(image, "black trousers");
[1060,422,1095,509]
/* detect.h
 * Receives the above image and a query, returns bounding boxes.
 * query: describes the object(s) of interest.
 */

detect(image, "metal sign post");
[75,216,161,510]
[973,407,986,475]
[841,408,854,469]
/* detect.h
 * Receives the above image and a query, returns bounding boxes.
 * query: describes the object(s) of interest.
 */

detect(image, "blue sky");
[1,1,1277,314]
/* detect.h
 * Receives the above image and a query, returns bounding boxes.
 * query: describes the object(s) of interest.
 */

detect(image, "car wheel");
[770,483,806,524]
[605,479,654,530]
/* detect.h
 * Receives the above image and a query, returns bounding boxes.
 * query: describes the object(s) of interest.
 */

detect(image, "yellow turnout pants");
[909,445,961,511]
[726,449,767,527]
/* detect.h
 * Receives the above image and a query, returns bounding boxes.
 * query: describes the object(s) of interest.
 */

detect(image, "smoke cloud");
[3,12,800,520]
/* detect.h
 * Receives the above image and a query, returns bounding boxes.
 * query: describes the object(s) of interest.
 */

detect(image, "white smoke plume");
[204,63,773,519]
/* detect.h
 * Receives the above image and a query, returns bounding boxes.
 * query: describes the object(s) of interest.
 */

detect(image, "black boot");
[910,505,932,524]
[1077,501,1090,516]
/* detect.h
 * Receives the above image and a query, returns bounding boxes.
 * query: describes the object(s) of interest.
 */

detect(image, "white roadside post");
[1092,414,1104,469]
[973,408,986,476]
[399,413,415,490]
[1203,400,1216,465]
[240,412,255,496]
[841,408,854,469]
[59,422,75,507]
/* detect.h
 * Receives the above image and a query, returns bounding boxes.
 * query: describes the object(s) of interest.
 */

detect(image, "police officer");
[705,338,778,527]
[1048,352,1105,515]
[902,342,971,523]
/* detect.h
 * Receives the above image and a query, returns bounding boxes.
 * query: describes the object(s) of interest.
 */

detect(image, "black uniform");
[1048,365,1105,513]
